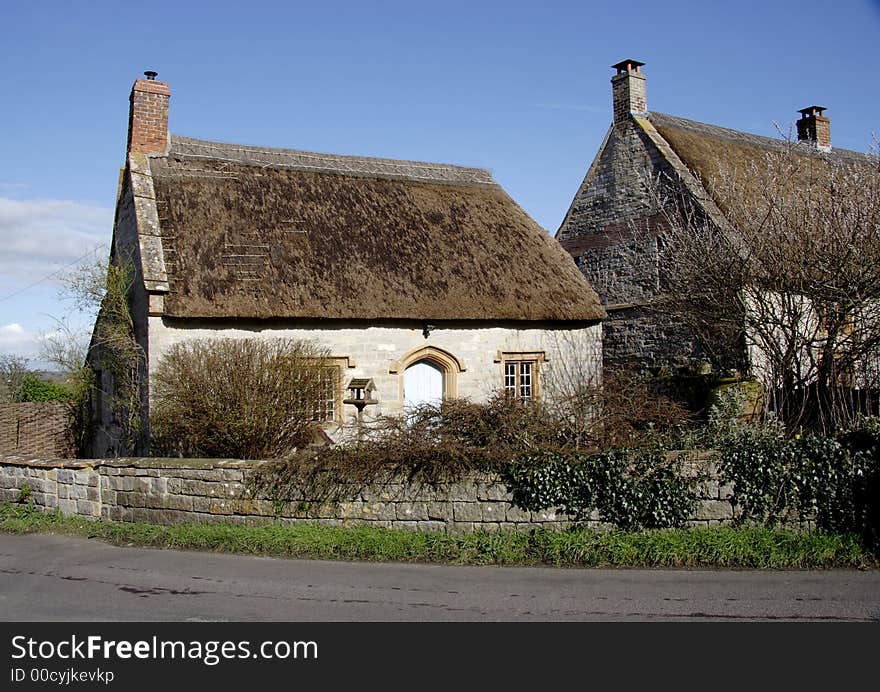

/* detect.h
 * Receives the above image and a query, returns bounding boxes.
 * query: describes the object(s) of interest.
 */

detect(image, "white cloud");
[0,197,112,283]
[0,322,40,358]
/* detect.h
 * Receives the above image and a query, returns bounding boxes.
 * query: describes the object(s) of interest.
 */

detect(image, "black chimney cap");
[143,71,158,80]
[798,105,827,117]
[611,59,645,74]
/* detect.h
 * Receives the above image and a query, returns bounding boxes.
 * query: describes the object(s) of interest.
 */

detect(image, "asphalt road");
[1,533,878,621]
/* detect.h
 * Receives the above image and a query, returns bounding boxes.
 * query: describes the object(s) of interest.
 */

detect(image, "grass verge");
[1,501,875,569]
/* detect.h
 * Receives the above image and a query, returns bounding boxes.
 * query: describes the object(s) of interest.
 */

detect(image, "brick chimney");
[127,71,170,155]
[611,59,647,124]
[796,106,831,151]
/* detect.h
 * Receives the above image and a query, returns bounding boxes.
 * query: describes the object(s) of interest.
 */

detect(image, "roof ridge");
[167,134,497,186]
[648,112,868,161]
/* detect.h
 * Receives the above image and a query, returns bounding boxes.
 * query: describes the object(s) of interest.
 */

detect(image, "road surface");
[1,533,878,621]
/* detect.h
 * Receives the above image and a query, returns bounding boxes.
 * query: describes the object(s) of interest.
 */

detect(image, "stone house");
[556,59,869,378]
[87,73,604,457]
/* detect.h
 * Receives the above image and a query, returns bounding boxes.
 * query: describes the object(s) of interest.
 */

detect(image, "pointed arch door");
[403,359,444,409]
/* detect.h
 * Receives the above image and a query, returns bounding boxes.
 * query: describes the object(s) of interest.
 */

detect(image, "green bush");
[717,418,880,550]
[836,417,880,552]
[504,449,698,531]
[18,374,74,402]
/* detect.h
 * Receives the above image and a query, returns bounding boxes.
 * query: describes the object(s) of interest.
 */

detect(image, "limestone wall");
[147,318,603,442]
[0,454,734,532]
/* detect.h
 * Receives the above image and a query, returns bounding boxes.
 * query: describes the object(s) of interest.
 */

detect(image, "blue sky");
[1,0,878,365]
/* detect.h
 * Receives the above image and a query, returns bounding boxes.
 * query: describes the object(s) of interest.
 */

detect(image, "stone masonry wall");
[0,453,734,531]
[0,404,75,458]
[557,116,705,374]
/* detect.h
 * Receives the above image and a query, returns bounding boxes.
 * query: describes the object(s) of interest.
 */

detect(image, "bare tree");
[0,354,31,403]
[653,140,880,433]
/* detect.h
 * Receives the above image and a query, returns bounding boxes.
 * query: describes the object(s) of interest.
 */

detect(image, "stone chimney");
[796,106,831,151]
[611,59,647,124]
[127,71,170,155]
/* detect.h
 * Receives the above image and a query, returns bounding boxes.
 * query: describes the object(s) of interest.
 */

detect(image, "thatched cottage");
[557,59,869,377]
[88,73,604,456]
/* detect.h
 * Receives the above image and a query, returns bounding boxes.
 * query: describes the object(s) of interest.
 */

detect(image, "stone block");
[694,499,734,522]
[151,477,168,494]
[446,521,475,534]
[57,485,69,500]
[395,502,430,521]
[452,502,483,522]
[475,482,511,502]
[74,471,98,486]
[446,483,477,503]
[477,522,502,532]
[56,469,75,483]
[719,482,735,500]
[233,498,273,516]
[480,503,504,522]
[42,495,58,509]
[191,496,235,515]
[416,521,446,533]
[696,479,720,500]
[87,487,100,501]
[58,499,77,515]
[76,500,100,517]
[72,485,88,500]
[117,491,146,508]
[424,502,452,521]
[505,505,533,523]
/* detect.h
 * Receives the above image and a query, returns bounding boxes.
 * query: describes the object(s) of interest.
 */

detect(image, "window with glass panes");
[312,367,340,422]
[504,360,534,400]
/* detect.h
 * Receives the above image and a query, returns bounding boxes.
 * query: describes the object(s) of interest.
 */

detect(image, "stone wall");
[0,404,75,458]
[557,112,705,375]
[0,453,734,531]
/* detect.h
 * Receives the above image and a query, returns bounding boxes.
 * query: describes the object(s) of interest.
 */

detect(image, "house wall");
[87,169,153,459]
[558,119,706,374]
[147,317,602,443]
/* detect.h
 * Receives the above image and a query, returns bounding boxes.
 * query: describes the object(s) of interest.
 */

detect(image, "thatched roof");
[148,136,603,322]
[649,112,871,188]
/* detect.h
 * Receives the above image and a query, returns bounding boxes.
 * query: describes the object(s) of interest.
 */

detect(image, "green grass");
[0,501,875,569]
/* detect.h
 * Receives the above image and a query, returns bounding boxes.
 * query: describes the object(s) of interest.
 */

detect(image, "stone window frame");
[494,350,546,401]
[312,356,356,426]
[389,346,466,402]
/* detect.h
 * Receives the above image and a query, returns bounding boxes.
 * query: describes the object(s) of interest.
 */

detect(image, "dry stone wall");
[0,454,735,531]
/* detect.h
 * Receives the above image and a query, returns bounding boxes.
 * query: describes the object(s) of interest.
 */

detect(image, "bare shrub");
[652,141,880,433]
[150,338,337,459]
[249,393,565,504]
[248,384,692,507]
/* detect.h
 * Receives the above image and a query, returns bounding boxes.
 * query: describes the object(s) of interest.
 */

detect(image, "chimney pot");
[144,70,158,80]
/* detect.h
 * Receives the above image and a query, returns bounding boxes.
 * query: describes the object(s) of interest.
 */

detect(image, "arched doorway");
[404,359,444,409]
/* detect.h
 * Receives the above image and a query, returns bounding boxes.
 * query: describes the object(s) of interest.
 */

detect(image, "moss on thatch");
[148,136,604,322]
